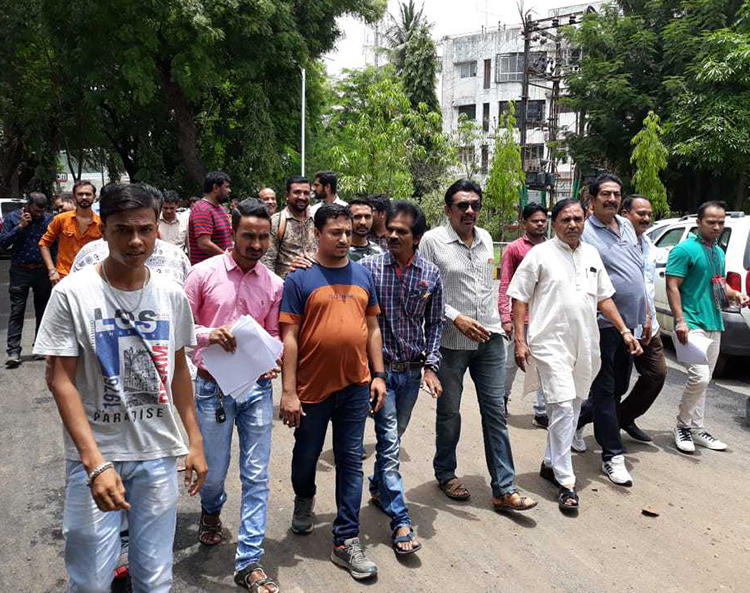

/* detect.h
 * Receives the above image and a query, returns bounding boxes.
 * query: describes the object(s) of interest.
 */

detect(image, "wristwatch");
[372,371,387,380]
[424,364,439,374]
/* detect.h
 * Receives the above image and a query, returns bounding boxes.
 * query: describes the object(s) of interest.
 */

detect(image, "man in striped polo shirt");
[188,171,233,265]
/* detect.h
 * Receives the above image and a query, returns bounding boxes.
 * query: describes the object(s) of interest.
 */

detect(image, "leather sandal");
[198,509,223,546]
[234,564,279,593]
[492,490,538,512]
[438,477,471,501]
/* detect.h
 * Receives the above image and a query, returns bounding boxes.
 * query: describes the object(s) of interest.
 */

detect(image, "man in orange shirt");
[39,180,101,284]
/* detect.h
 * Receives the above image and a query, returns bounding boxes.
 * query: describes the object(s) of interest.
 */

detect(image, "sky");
[324,0,585,74]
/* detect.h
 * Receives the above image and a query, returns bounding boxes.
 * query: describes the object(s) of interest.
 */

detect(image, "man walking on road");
[418,178,537,512]
[360,201,444,555]
[498,202,548,426]
[618,196,668,442]
[579,173,646,487]
[39,180,101,284]
[667,200,748,453]
[508,199,642,513]
[310,170,347,217]
[279,203,387,580]
[348,197,384,261]
[188,171,233,265]
[0,192,53,368]
[262,176,317,279]
[159,190,188,250]
[33,183,207,593]
[184,198,283,592]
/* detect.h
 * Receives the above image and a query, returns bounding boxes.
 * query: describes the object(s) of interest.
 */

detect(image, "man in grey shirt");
[419,178,536,512]
[579,173,646,487]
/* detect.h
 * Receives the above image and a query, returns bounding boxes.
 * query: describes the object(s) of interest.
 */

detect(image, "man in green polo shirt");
[666,200,748,453]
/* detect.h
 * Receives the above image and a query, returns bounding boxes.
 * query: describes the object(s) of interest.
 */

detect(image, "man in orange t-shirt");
[279,203,386,581]
[39,180,101,284]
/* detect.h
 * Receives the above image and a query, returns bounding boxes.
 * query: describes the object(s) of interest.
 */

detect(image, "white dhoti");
[543,399,582,486]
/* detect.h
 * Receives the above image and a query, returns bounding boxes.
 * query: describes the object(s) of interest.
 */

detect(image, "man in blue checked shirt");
[359,201,444,556]
[0,193,53,368]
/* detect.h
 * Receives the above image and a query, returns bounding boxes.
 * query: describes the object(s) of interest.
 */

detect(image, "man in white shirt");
[310,170,347,217]
[158,190,188,250]
[509,199,641,512]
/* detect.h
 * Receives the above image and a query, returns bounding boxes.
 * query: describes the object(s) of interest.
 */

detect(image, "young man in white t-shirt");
[34,183,207,593]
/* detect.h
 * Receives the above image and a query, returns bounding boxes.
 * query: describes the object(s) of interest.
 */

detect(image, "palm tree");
[385,0,428,74]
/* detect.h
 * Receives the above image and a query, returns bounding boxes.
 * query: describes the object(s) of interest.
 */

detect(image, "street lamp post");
[300,67,306,177]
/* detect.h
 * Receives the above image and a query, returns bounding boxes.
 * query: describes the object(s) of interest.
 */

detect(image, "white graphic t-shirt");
[34,265,196,461]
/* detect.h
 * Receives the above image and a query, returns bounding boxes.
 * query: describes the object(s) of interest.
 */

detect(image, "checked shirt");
[361,251,445,370]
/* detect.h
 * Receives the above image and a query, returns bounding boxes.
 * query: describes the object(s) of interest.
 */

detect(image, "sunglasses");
[452,200,482,212]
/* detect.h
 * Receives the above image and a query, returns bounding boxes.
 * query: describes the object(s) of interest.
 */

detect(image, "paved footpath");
[2,311,750,592]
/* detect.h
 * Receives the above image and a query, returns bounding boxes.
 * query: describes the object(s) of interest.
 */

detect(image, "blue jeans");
[369,368,421,533]
[291,383,370,545]
[195,376,273,571]
[434,334,516,498]
[63,457,178,593]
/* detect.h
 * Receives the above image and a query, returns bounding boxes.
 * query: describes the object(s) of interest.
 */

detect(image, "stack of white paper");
[202,315,283,397]
[672,331,711,365]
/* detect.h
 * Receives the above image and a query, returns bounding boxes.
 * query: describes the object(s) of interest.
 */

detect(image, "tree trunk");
[155,57,205,187]
[733,173,747,211]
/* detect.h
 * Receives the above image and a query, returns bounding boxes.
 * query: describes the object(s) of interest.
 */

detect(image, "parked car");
[647,211,750,375]
[0,197,26,257]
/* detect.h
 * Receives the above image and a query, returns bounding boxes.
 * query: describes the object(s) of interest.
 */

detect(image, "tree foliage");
[630,111,669,216]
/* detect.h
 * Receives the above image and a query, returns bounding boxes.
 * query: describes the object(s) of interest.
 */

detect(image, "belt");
[11,262,45,270]
[196,368,215,382]
[387,360,424,372]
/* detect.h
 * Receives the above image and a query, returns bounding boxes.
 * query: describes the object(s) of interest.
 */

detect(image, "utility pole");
[520,16,531,174]
[547,26,562,203]
[300,67,306,177]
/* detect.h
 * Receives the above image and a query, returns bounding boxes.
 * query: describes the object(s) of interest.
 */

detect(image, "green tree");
[454,114,482,179]
[630,111,669,216]
[385,0,427,74]
[482,103,525,239]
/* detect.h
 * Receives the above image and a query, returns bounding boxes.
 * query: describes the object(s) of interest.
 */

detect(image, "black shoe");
[622,422,652,442]
[532,414,549,429]
[5,352,21,368]
[539,462,560,487]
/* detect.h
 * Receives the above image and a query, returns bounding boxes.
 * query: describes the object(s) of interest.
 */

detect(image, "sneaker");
[5,352,21,368]
[602,455,633,486]
[291,496,314,534]
[571,429,586,453]
[674,427,695,453]
[692,430,727,451]
[622,422,652,442]
[532,414,549,429]
[330,537,378,580]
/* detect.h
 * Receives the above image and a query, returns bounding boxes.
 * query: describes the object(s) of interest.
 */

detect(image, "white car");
[647,212,750,375]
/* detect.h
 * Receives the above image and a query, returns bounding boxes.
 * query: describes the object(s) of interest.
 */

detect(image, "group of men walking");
[2,167,743,592]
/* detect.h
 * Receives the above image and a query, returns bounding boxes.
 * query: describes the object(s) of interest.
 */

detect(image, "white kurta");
[507,236,615,404]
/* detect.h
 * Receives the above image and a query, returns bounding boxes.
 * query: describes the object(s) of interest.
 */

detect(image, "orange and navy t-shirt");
[279,261,380,404]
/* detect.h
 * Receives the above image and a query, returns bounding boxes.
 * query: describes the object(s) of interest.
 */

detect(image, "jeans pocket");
[194,377,219,402]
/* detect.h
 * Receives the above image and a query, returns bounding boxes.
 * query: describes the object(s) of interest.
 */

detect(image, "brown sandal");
[198,509,223,546]
[438,477,471,501]
[492,491,538,512]
[234,564,279,593]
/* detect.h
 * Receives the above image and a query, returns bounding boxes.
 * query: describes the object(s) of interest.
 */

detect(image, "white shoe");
[674,427,695,453]
[571,429,586,453]
[692,430,727,451]
[602,454,633,486]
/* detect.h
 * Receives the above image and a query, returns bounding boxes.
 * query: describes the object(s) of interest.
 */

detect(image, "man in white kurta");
[507,199,640,507]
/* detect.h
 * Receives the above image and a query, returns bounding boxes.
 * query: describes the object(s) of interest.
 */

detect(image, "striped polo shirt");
[188,198,233,265]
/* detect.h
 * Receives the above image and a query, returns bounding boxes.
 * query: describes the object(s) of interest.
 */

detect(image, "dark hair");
[314,203,352,231]
[387,200,428,239]
[348,196,373,211]
[231,198,271,232]
[589,173,623,198]
[28,192,48,208]
[133,182,164,212]
[620,194,650,213]
[163,190,181,204]
[314,170,337,195]
[189,195,200,204]
[72,180,96,195]
[99,183,159,223]
[444,178,482,206]
[522,202,547,220]
[367,194,391,215]
[697,200,727,219]
[203,171,231,194]
[286,175,309,193]
[551,198,584,221]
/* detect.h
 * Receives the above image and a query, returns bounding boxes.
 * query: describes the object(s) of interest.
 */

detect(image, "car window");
[646,226,666,241]
[655,227,686,248]
[1,202,23,217]
[718,228,731,253]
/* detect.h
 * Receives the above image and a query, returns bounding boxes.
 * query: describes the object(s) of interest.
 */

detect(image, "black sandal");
[198,509,223,546]
[234,564,279,593]
[558,487,579,512]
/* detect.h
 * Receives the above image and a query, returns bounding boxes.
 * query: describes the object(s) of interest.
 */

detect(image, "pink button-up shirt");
[184,250,284,371]
[498,234,544,324]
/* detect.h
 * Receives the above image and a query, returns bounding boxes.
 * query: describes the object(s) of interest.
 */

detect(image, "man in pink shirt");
[184,198,283,593]
[498,203,549,427]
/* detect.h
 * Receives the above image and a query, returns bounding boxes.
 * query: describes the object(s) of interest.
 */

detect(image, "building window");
[499,100,545,126]
[481,144,489,174]
[522,143,545,170]
[458,145,475,166]
[457,61,477,78]
[482,103,490,132]
[495,52,545,83]
[457,104,477,122]
[483,59,491,89]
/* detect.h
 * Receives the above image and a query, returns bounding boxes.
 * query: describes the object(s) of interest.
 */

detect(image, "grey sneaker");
[291,496,314,534]
[330,537,378,580]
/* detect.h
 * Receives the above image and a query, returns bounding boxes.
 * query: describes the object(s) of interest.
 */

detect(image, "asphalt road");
[1,258,750,593]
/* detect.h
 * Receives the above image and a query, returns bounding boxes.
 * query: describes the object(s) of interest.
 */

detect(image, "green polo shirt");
[665,233,725,331]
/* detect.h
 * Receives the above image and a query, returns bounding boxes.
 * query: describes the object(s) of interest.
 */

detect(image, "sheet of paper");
[672,331,711,365]
[202,315,283,397]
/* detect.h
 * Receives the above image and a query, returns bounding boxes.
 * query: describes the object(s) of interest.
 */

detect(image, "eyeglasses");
[452,200,482,212]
